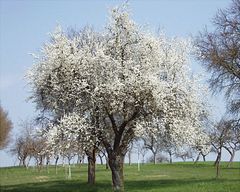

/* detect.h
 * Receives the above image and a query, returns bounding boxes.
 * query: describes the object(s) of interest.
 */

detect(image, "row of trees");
[10,116,239,168]
[195,0,240,177]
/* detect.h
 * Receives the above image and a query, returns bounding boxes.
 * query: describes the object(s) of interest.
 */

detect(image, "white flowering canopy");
[27,5,208,154]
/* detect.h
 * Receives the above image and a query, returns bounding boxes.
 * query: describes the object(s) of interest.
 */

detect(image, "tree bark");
[215,148,222,178]
[109,153,125,192]
[194,152,200,164]
[202,154,206,162]
[169,152,172,164]
[105,156,109,169]
[153,152,157,164]
[128,151,131,166]
[87,149,96,185]
[227,149,235,167]
[55,155,59,175]
[68,161,72,179]
[214,151,221,167]
[99,154,103,165]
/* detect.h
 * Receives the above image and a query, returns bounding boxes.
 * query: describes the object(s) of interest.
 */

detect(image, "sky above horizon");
[0,0,238,167]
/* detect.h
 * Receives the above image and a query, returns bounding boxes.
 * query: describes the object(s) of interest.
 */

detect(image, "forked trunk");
[109,154,125,192]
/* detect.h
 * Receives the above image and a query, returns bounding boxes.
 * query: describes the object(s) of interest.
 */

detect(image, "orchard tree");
[0,105,13,149]
[10,120,34,168]
[222,119,240,167]
[27,5,208,191]
[209,118,234,178]
[45,113,96,181]
[195,0,240,120]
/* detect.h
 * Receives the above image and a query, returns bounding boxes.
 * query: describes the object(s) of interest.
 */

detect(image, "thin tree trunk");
[169,152,173,164]
[227,149,235,167]
[68,160,72,179]
[99,154,103,165]
[153,152,157,165]
[194,152,200,164]
[109,153,125,192]
[202,154,206,162]
[55,156,59,175]
[106,156,109,169]
[46,156,50,174]
[215,148,222,178]
[214,152,221,167]
[128,151,131,166]
[87,149,96,185]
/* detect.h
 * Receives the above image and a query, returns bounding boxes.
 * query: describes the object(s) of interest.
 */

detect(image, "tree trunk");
[55,156,59,175]
[215,148,222,178]
[68,160,72,179]
[202,154,206,162]
[214,151,221,167]
[194,152,200,164]
[105,156,109,169]
[153,152,157,165]
[227,149,235,167]
[46,156,50,174]
[87,149,96,185]
[99,154,103,165]
[109,154,125,192]
[128,151,131,166]
[169,152,172,164]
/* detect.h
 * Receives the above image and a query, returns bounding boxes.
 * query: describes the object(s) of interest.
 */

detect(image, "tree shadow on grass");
[0,180,112,192]
[1,178,239,192]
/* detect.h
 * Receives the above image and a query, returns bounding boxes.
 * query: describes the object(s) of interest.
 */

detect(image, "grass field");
[0,162,239,192]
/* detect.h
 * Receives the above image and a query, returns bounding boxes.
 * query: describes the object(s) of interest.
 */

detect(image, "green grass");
[0,162,240,191]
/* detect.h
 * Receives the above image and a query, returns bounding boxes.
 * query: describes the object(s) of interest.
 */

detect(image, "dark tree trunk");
[214,151,221,167]
[87,149,96,185]
[23,156,27,168]
[106,156,109,169]
[194,152,200,164]
[169,152,173,164]
[99,154,103,165]
[109,153,125,192]
[55,156,59,175]
[202,154,206,162]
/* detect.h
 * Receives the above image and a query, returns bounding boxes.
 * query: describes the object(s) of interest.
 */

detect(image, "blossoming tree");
[27,5,208,192]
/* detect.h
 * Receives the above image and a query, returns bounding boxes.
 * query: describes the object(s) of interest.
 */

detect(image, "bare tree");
[0,105,13,149]
[223,120,240,167]
[10,121,34,168]
[210,118,233,178]
[195,0,240,120]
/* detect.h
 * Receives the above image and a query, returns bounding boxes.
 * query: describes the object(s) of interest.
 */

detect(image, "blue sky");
[0,0,237,166]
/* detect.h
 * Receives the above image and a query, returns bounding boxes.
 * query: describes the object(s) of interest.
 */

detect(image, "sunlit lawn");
[0,162,240,192]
